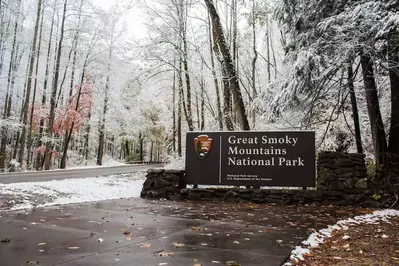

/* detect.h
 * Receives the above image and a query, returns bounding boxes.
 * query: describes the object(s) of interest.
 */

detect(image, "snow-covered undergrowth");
[0,172,146,211]
[285,209,399,265]
[164,153,184,169]
[67,154,126,169]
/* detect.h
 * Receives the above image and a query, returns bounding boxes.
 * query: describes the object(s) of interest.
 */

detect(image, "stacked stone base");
[317,152,368,191]
[141,169,184,199]
[141,152,379,207]
[178,188,374,206]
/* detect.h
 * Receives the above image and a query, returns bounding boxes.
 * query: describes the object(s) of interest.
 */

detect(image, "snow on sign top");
[185,131,316,187]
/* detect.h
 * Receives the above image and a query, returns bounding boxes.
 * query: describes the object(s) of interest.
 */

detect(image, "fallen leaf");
[126,237,132,241]
[200,243,208,246]
[116,252,121,255]
[333,256,343,260]
[26,261,39,265]
[342,235,350,240]
[226,261,240,266]
[173,243,185,248]
[191,227,206,231]
[212,261,221,264]
[233,241,240,244]
[343,244,350,249]
[159,252,174,257]
[381,234,389,238]
[98,238,104,243]
[1,238,11,244]
[68,247,80,250]
[38,243,45,246]
[123,230,131,235]
[244,238,250,241]
[39,250,44,252]
[193,264,202,266]
[139,243,152,248]
[159,263,167,266]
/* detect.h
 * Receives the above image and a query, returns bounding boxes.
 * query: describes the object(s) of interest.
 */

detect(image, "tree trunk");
[96,43,112,166]
[251,0,258,127]
[18,0,43,168]
[43,0,67,170]
[13,52,32,160]
[96,90,108,166]
[388,33,399,158]
[149,141,153,162]
[60,61,87,169]
[266,25,271,82]
[0,0,11,77]
[139,132,144,161]
[177,57,191,129]
[207,12,223,130]
[36,0,56,170]
[347,64,363,154]
[360,54,387,169]
[172,59,176,152]
[27,6,45,168]
[177,87,182,157]
[84,111,91,161]
[176,0,194,131]
[204,0,250,131]
[0,0,22,170]
[201,86,205,130]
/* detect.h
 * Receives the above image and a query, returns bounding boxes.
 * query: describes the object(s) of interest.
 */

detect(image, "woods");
[0,0,398,192]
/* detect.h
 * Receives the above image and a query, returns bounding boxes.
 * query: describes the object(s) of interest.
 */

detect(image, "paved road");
[0,164,163,184]
[0,198,368,266]
[0,199,304,266]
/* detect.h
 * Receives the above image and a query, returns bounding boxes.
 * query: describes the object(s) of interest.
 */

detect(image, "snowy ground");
[285,209,399,265]
[0,172,146,211]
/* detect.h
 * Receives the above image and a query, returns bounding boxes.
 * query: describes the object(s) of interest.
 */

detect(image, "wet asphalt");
[0,198,370,266]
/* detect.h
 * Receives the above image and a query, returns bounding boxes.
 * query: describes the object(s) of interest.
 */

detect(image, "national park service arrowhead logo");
[194,135,212,160]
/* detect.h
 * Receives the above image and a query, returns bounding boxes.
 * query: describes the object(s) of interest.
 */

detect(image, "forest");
[0,0,398,188]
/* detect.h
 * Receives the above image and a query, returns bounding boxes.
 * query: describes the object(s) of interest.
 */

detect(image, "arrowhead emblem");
[194,135,212,160]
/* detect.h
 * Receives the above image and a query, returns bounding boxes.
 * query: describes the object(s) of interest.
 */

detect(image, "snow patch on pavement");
[285,209,399,265]
[0,172,146,211]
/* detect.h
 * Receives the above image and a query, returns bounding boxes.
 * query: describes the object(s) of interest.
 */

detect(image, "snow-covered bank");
[285,209,399,265]
[0,172,146,211]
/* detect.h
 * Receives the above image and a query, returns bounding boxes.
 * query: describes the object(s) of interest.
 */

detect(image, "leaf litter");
[285,209,399,265]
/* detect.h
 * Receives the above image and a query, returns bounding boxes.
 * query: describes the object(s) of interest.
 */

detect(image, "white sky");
[90,0,147,40]
[91,0,116,10]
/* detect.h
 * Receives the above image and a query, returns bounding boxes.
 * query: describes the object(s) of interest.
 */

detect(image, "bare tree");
[43,0,68,170]
[204,0,250,130]
[18,0,43,168]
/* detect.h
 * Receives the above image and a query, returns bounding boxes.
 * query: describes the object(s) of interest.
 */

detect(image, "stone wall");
[317,152,368,191]
[141,152,376,206]
[141,169,185,199]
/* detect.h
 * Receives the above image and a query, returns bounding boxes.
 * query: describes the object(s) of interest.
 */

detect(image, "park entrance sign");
[185,131,316,187]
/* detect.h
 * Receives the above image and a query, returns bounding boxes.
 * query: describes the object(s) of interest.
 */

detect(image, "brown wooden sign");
[185,131,316,187]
